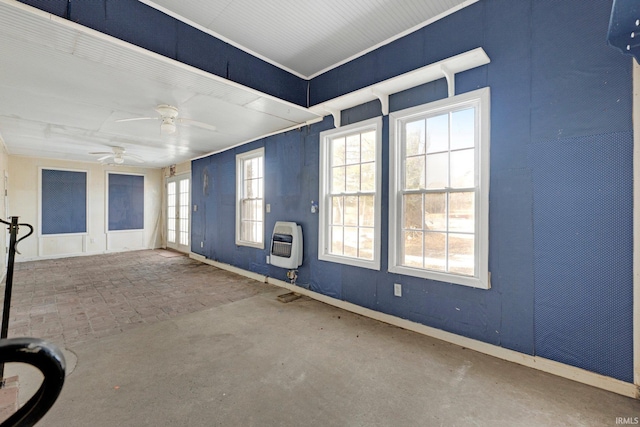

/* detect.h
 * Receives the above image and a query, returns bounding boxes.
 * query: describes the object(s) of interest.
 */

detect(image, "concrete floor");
[2,250,639,426]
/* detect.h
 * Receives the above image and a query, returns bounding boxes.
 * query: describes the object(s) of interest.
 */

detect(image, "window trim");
[318,116,382,270]
[388,88,490,289]
[235,147,265,249]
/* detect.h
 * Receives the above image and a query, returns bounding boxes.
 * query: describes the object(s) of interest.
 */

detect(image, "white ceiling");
[0,0,474,169]
[143,0,475,78]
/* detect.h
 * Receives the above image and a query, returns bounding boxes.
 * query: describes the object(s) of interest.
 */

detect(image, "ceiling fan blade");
[125,153,145,163]
[115,117,158,123]
[96,155,111,162]
[89,151,112,155]
[178,118,217,132]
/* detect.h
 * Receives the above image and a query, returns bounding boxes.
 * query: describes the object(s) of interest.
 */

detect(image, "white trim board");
[309,48,490,127]
[633,59,640,388]
[190,253,638,399]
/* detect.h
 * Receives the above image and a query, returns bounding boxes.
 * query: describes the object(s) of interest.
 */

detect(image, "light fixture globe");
[160,118,177,134]
[156,104,179,134]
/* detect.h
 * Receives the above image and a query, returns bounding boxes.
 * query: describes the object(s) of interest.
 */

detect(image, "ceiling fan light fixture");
[160,118,177,134]
[113,154,125,164]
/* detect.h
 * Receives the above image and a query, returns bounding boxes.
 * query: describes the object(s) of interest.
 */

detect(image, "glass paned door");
[166,176,190,252]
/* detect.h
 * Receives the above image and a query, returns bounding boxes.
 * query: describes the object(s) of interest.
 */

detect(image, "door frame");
[166,172,191,253]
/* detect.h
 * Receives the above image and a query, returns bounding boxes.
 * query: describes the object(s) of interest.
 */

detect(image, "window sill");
[236,240,264,250]
[318,253,380,271]
[388,264,490,289]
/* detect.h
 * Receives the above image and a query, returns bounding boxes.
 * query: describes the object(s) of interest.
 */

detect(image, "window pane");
[345,164,360,192]
[426,114,448,153]
[346,134,360,165]
[451,108,475,150]
[332,166,345,193]
[426,152,448,189]
[255,199,263,221]
[403,194,423,230]
[344,227,358,257]
[245,178,260,198]
[241,200,254,220]
[424,193,446,231]
[361,131,376,163]
[331,197,343,225]
[448,233,474,276]
[424,232,446,271]
[405,156,425,190]
[450,149,474,188]
[449,192,474,233]
[244,158,260,180]
[331,226,343,254]
[344,196,358,226]
[255,222,263,244]
[358,228,374,260]
[241,220,252,241]
[405,119,425,156]
[332,137,346,166]
[402,231,423,268]
[167,182,176,243]
[359,195,375,227]
[361,162,375,192]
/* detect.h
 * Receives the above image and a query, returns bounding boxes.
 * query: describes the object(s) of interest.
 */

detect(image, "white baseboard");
[191,253,639,399]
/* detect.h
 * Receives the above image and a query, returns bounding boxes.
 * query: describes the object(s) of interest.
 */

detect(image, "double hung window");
[389,88,490,288]
[236,148,264,249]
[319,117,382,270]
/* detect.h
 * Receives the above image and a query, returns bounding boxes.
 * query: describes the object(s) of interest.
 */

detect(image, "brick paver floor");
[1,249,270,349]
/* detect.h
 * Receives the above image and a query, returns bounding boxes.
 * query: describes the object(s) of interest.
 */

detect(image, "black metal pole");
[0,216,20,383]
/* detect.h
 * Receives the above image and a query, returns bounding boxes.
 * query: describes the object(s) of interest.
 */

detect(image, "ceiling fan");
[89,146,144,164]
[116,104,217,135]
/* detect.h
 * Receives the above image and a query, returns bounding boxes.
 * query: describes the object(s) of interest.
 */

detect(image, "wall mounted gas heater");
[269,221,303,269]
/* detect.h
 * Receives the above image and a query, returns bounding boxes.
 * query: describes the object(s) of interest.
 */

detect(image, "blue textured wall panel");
[531,132,633,382]
[41,169,87,235]
[176,25,232,81]
[530,0,632,142]
[190,157,208,255]
[490,170,535,354]
[342,266,379,310]
[389,80,448,113]
[18,0,67,17]
[105,0,177,60]
[108,174,144,231]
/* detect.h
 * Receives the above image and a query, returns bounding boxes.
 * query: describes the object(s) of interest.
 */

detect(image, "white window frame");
[389,88,490,289]
[235,147,265,249]
[319,117,382,270]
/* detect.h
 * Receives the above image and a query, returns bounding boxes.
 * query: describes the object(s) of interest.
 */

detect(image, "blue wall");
[191,0,634,383]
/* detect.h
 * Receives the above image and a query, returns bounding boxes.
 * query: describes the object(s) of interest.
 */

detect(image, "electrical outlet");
[394,283,402,297]
[200,241,204,248]
[266,255,270,264]
[266,204,271,213]
[193,204,198,212]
